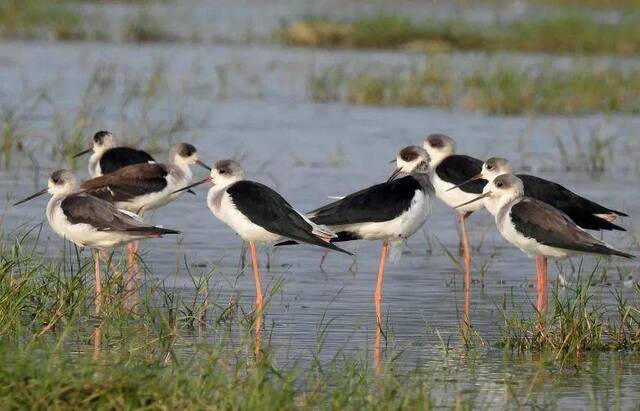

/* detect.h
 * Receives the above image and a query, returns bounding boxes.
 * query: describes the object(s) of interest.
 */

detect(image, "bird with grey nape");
[173,159,351,356]
[12,170,179,315]
[80,142,210,283]
[455,174,633,315]
[447,156,628,231]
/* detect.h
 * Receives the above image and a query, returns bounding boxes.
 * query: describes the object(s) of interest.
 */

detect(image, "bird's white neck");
[88,152,102,177]
[484,192,521,217]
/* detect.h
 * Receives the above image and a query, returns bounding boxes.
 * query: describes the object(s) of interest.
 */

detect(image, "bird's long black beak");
[387,167,402,182]
[72,148,92,158]
[195,159,211,171]
[172,177,211,194]
[454,191,491,209]
[446,174,482,192]
[13,188,48,206]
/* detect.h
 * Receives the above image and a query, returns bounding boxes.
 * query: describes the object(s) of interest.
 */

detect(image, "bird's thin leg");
[240,241,247,270]
[374,240,389,373]
[540,257,548,314]
[249,241,264,358]
[319,250,329,271]
[94,250,102,315]
[126,242,136,292]
[535,256,548,315]
[459,211,473,326]
[93,325,102,360]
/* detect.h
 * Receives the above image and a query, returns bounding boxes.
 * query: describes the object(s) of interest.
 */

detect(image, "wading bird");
[80,142,210,283]
[13,170,179,314]
[281,146,433,369]
[173,159,351,355]
[422,134,487,320]
[73,131,156,178]
[447,157,628,231]
[455,174,633,314]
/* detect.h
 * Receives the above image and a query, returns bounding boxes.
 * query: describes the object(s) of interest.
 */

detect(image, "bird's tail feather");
[122,226,180,236]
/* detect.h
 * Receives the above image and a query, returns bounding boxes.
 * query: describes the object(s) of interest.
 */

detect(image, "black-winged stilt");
[284,145,433,369]
[80,142,209,284]
[455,174,633,314]
[174,159,351,355]
[448,157,628,231]
[73,131,156,178]
[13,170,179,314]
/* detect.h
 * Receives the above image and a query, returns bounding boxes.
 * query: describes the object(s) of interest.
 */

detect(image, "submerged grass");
[499,264,640,358]
[308,58,640,114]
[1,227,640,407]
[280,14,640,55]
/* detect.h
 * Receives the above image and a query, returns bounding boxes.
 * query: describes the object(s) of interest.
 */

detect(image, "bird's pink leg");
[126,242,136,292]
[535,256,549,315]
[249,241,264,358]
[374,240,389,373]
[459,212,473,325]
[94,250,102,315]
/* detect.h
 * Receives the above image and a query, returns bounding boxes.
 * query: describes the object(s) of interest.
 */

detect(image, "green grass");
[0,0,84,40]
[280,15,640,55]
[0,224,639,407]
[499,264,640,358]
[123,12,178,43]
[308,58,640,115]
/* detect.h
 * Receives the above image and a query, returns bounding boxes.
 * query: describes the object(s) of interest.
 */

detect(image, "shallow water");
[1,39,640,407]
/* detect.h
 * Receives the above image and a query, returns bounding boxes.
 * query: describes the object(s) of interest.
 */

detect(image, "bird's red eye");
[496,182,503,188]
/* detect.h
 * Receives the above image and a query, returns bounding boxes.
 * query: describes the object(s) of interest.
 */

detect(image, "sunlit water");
[1,39,640,407]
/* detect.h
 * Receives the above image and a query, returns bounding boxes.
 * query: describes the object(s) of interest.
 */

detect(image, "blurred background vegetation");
[1,0,639,114]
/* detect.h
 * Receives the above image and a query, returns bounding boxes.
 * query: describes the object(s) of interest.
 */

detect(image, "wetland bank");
[2,0,640,409]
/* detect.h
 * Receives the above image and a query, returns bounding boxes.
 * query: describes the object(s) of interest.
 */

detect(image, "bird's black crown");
[178,143,197,157]
[399,146,422,162]
[215,159,236,175]
[426,134,448,148]
[50,170,68,184]
[93,130,111,144]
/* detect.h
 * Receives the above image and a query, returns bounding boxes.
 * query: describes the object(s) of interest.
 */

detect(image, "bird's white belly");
[432,174,484,213]
[209,191,281,244]
[48,206,137,249]
[334,190,430,241]
[497,212,571,259]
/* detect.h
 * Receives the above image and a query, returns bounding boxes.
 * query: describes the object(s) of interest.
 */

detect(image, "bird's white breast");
[207,187,281,244]
[431,172,484,213]
[333,189,430,241]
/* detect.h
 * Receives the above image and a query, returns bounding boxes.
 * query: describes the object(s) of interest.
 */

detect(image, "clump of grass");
[280,15,640,55]
[0,0,84,40]
[499,266,640,358]
[309,58,455,108]
[309,59,640,115]
[535,0,640,9]
[123,11,178,43]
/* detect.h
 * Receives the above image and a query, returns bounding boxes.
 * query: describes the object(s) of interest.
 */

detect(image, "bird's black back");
[436,155,487,194]
[100,147,155,175]
[227,181,351,255]
[518,174,626,231]
[309,176,422,226]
